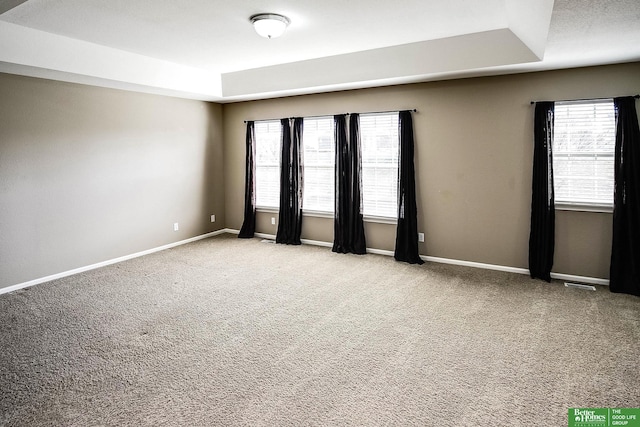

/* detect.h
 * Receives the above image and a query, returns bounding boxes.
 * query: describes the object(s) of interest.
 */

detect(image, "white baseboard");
[367,248,394,256]
[253,232,334,249]
[422,255,530,275]
[254,232,275,240]
[229,229,610,286]
[549,273,609,287]
[0,229,228,296]
[3,228,608,296]
[301,238,333,248]
[250,231,393,254]
[423,255,608,286]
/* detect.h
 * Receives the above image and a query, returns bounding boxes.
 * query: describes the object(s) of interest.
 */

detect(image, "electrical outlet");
[174,223,179,231]
[210,214,216,223]
[271,217,276,225]
[418,232,424,242]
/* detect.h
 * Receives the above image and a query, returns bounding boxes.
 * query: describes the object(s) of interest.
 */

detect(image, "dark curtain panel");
[610,96,640,296]
[276,117,304,245]
[528,102,555,282]
[394,110,424,264]
[332,114,366,254]
[238,121,256,238]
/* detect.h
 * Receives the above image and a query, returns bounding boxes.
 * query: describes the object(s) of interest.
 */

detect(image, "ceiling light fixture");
[250,13,290,39]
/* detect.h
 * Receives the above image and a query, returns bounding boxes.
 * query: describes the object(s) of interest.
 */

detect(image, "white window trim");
[302,209,334,219]
[555,202,613,213]
[552,99,615,210]
[254,120,282,210]
[302,116,335,214]
[256,207,279,214]
[364,214,397,225]
[360,112,400,220]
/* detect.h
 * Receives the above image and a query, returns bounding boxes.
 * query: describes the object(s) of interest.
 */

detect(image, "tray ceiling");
[0,0,638,101]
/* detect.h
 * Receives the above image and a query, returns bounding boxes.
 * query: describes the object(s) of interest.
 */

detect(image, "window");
[360,112,399,218]
[553,100,615,209]
[255,120,281,209]
[302,117,335,213]
[253,113,401,221]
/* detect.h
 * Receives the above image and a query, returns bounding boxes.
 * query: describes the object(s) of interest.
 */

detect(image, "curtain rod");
[243,113,346,123]
[243,109,417,123]
[350,108,417,116]
[530,95,639,105]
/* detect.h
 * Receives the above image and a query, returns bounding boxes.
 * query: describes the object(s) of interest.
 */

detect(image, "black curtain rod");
[244,113,338,123]
[243,113,346,123]
[243,109,417,123]
[530,95,639,105]
[350,108,418,116]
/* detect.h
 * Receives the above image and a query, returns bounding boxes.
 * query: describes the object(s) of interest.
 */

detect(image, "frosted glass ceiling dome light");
[250,13,290,39]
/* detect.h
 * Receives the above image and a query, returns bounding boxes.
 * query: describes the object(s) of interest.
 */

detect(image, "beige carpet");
[1,234,638,426]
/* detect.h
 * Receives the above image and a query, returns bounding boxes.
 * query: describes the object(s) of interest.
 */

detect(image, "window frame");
[552,99,615,214]
[360,112,400,220]
[254,120,282,210]
[251,113,401,225]
[301,116,335,215]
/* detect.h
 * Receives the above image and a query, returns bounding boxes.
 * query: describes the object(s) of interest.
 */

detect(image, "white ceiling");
[0,0,638,102]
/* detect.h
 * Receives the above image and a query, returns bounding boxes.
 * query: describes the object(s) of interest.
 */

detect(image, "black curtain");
[610,96,640,296]
[528,102,555,282]
[276,117,304,245]
[238,121,256,238]
[332,114,366,254]
[394,110,424,264]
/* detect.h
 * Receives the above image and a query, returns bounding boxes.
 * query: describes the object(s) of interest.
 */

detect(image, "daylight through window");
[302,117,335,213]
[553,100,615,208]
[255,120,281,209]
[360,113,399,218]
[254,113,401,220]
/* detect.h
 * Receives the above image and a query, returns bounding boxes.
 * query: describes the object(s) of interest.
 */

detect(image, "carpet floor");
[1,234,638,426]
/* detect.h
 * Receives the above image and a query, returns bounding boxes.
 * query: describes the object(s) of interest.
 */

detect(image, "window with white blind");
[255,120,281,209]
[553,100,615,209]
[360,112,399,219]
[302,117,335,213]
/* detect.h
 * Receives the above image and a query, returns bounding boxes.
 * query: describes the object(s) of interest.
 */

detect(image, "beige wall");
[2,63,637,291]
[0,73,225,290]
[223,62,640,279]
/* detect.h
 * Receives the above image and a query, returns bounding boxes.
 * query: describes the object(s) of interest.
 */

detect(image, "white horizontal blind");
[553,100,615,207]
[255,120,281,209]
[360,112,399,218]
[303,117,335,213]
